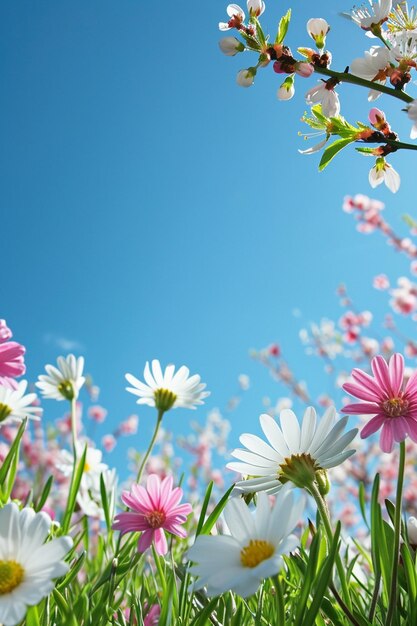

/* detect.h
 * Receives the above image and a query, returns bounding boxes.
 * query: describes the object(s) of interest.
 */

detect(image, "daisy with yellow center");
[0,381,42,426]
[0,503,73,626]
[125,359,209,412]
[227,406,357,496]
[187,487,305,597]
[36,354,85,401]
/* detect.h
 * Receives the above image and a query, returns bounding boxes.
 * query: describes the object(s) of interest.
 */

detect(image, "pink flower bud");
[295,62,314,78]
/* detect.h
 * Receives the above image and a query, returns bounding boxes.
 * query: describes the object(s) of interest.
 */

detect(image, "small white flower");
[247,0,265,17]
[0,381,42,425]
[369,158,401,193]
[58,443,117,519]
[277,76,295,100]
[236,68,256,87]
[219,4,245,31]
[0,503,73,626]
[188,487,305,597]
[408,516,417,545]
[219,36,245,56]
[307,18,330,48]
[305,82,340,117]
[350,46,390,80]
[351,0,392,30]
[407,99,417,139]
[126,359,209,412]
[36,354,85,401]
[227,406,357,494]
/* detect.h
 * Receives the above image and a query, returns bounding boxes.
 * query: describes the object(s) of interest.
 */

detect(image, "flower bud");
[219,36,245,56]
[277,76,295,100]
[306,18,330,49]
[247,0,265,17]
[408,517,417,546]
[236,67,256,87]
[295,62,314,78]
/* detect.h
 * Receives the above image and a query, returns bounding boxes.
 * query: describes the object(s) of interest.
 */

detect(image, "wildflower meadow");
[3,0,417,624]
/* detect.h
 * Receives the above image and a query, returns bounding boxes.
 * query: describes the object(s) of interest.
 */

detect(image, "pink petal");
[361,414,385,438]
[389,353,404,396]
[351,368,383,399]
[342,402,378,415]
[392,416,408,442]
[138,529,154,553]
[371,355,392,396]
[406,417,417,442]
[146,474,162,509]
[405,370,417,395]
[153,528,168,555]
[343,382,381,402]
[380,422,394,453]
[160,475,174,503]
[342,401,379,415]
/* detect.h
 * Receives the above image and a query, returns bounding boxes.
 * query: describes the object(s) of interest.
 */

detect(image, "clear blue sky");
[1,0,416,470]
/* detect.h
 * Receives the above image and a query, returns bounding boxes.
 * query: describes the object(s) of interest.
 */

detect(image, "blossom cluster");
[218,0,417,192]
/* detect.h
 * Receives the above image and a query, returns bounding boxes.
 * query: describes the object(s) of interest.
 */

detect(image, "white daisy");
[58,443,116,519]
[36,354,85,401]
[227,406,358,494]
[351,0,392,30]
[188,487,305,597]
[0,503,73,626]
[126,359,210,412]
[0,381,42,426]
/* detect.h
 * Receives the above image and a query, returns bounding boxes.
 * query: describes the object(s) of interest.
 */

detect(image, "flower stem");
[136,409,164,483]
[309,482,355,620]
[385,440,406,626]
[70,396,78,462]
[314,66,414,104]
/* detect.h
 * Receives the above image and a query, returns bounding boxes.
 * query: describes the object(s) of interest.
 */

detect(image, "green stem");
[136,409,164,483]
[70,396,78,462]
[309,482,355,620]
[314,66,414,104]
[385,440,406,626]
[383,138,417,151]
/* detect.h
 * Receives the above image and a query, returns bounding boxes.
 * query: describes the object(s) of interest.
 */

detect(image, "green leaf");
[196,481,213,536]
[99,472,111,532]
[275,9,291,44]
[301,522,341,626]
[319,137,355,171]
[61,444,88,533]
[200,485,234,535]
[0,418,27,495]
[35,475,54,512]
[26,605,41,626]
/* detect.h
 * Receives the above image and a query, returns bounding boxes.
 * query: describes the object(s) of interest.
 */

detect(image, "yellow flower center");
[382,397,409,418]
[240,540,274,568]
[0,403,12,423]
[154,388,177,412]
[0,560,24,595]
[57,380,75,401]
[145,510,166,529]
[84,462,91,472]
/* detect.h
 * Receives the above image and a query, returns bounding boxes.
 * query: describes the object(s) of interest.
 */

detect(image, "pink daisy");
[342,353,417,453]
[112,474,192,555]
[0,320,26,388]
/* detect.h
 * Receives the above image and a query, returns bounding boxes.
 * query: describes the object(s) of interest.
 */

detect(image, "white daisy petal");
[125,360,209,411]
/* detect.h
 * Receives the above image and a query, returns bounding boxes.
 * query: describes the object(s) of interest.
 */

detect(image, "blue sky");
[1,0,417,471]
